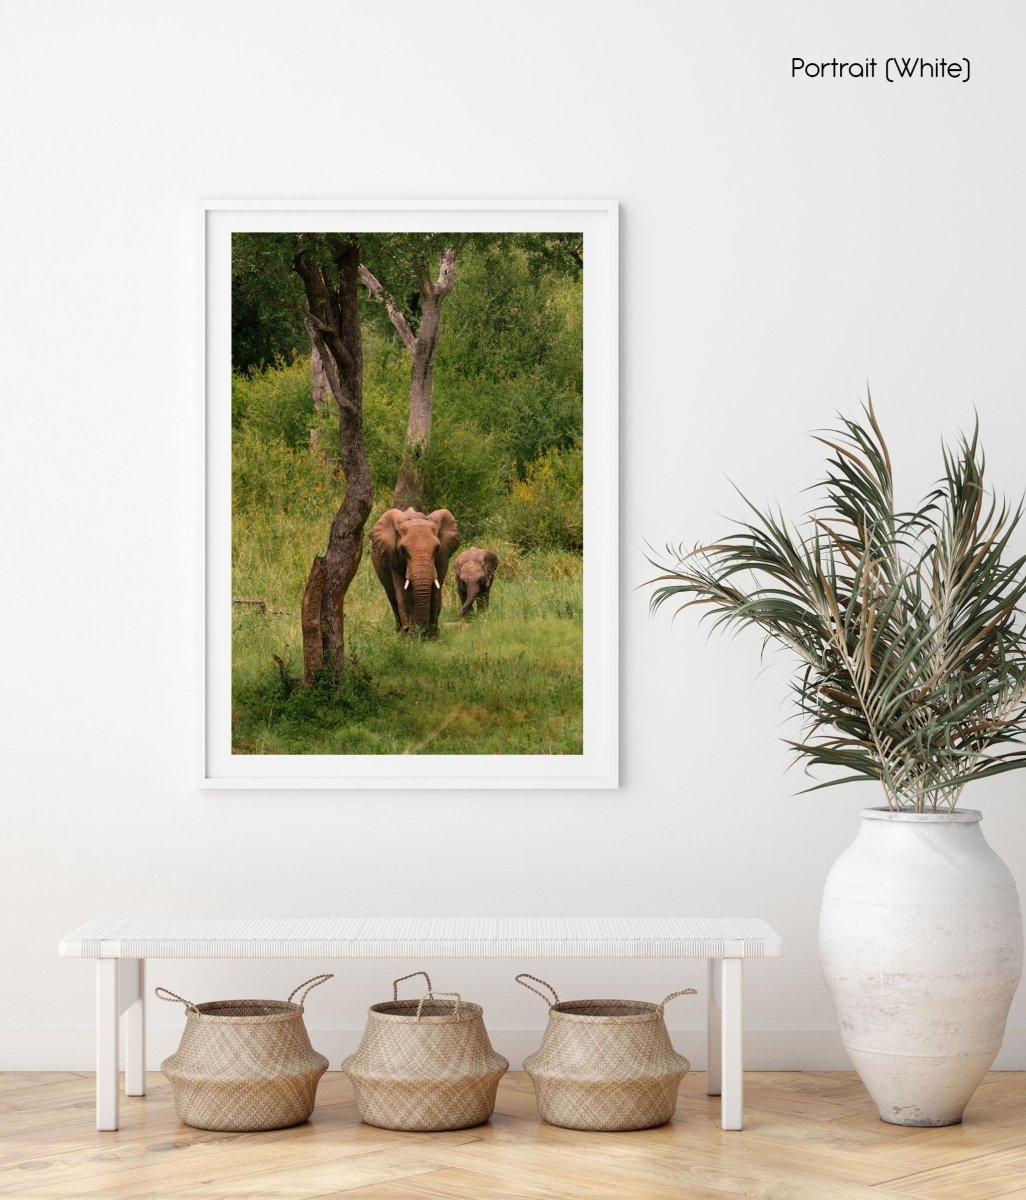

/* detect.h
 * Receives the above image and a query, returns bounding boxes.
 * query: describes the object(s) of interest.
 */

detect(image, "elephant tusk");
[404,578,410,590]
[434,578,441,590]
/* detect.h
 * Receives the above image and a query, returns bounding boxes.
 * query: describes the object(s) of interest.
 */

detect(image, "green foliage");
[438,243,582,392]
[232,423,339,521]
[500,371,583,472]
[231,294,305,377]
[434,370,582,476]
[361,336,412,491]
[433,243,583,471]
[235,354,513,542]
[648,405,1026,812]
[421,417,509,542]
[505,446,584,551]
[232,358,317,449]
[231,232,309,374]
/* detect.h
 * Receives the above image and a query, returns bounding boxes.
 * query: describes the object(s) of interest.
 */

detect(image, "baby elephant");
[455,548,499,617]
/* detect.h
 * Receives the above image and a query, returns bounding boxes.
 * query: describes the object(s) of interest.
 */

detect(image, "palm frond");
[647,404,1026,812]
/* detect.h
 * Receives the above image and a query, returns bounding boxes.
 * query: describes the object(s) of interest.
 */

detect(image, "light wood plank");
[2,1071,1025,1200]
[883,1144,1026,1200]
[0,1073,89,1093]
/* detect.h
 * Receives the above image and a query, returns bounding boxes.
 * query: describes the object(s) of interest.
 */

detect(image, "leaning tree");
[232,231,458,684]
[358,234,467,509]
[233,232,373,686]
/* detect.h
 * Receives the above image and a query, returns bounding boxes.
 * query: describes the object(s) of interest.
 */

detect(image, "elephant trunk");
[408,561,436,628]
[459,582,478,618]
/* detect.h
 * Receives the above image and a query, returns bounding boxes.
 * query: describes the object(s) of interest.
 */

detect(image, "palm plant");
[649,403,1026,812]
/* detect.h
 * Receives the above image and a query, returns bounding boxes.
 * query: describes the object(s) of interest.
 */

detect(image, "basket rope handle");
[154,986,199,1013]
[393,971,434,1001]
[416,991,462,1021]
[515,973,560,1007]
[287,974,334,1007]
[658,987,698,1013]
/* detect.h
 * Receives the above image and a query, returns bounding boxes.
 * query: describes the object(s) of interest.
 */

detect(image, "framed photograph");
[201,200,617,788]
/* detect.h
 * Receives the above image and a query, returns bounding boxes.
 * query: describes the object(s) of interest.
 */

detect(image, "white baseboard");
[5,1028,1026,1072]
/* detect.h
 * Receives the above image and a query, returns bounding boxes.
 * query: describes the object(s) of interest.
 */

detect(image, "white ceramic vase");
[820,807,1023,1126]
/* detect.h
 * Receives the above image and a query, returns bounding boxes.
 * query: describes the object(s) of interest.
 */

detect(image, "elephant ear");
[370,508,403,559]
[428,509,460,562]
[484,550,499,575]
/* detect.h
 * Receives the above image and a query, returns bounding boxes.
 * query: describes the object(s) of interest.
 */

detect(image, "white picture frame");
[200,200,618,788]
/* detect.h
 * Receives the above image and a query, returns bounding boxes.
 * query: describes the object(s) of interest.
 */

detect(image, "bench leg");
[96,960,119,1131]
[123,960,145,1097]
[716,959,744,1130]
[706,959,722,1096]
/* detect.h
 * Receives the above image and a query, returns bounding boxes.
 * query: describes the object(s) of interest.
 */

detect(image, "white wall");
[3,0,1026,1071]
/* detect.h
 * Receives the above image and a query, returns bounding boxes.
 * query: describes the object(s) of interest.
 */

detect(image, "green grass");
[231,509,583,756]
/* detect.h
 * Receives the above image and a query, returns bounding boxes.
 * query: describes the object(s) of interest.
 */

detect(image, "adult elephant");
[455,548,499,617]
[369,507,460,635]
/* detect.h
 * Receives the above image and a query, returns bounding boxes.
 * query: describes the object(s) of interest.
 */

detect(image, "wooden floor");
[3,1071,1026,1199]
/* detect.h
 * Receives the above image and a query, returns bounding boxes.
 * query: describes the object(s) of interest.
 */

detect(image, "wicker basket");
[157,975,331,1132]
[342,971,509,1132]
[516,973,696,1131]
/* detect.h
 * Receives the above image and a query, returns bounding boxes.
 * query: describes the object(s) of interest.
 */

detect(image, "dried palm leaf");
[648,401,1026,812]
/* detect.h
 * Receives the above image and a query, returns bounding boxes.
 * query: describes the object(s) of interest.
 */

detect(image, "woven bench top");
[59,917,782,960]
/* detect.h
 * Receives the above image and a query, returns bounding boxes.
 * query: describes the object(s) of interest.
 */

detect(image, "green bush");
[505,445,583,551]
[421,417,509,541]
[234,341,417,496]
[429,371,581,474]
[437,243,583,396]
[494,370,582,472]
[232,358,315,449]
[361,335,410,491]
[232,424,339,520]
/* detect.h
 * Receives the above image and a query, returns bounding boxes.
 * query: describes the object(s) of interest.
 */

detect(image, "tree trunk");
[305,318,329,458]
[393,290,442,509]
[361,248,459,512]
[305,317,330,409]
[300,555,326,678]
[293,242,373,684]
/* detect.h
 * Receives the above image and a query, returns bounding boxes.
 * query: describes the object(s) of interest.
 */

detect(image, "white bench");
[58,916,783,1132]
